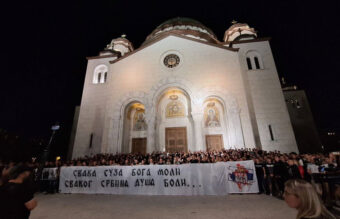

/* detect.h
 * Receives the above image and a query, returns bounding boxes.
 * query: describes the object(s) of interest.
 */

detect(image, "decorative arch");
[93,64,108,84]
[121,101,147,153]
[196,86,240,113]
[107,91,148,154]
[148,76,198,108]
[197,86,245,148]
[146,77,197,152]
[112,91,148,119]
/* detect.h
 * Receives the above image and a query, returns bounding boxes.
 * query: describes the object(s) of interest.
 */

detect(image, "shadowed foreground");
[31,193,296,219]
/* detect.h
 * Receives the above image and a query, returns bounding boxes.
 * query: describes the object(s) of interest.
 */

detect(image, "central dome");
[143,17,219,45]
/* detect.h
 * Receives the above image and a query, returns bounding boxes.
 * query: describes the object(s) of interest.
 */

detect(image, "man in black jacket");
[0,164,38,219]
[273,156,289,197]
[287,159,301,180]
[254,158,266,194]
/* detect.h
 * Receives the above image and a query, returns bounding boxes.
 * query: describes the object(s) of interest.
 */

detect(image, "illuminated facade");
[71,18,298,158]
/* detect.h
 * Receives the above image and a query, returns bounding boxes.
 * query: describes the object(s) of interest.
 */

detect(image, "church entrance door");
[206,135,223,151]
[131,138,147,154]
[165,127,187,153]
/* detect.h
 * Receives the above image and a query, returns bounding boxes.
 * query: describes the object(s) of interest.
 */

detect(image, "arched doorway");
[202,97,229,151]
[122,102,147,154]
[155,88,194,152]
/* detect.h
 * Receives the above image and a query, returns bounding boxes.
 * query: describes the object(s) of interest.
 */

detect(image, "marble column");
[192,113,204,151]
[146,118,156,153]
[111,118,121,154]
[146,106,156,153]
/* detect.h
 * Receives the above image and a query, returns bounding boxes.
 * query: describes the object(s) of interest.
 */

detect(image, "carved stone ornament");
[163,54,180,68]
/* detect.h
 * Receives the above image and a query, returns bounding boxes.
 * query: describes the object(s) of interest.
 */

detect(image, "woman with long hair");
[284,179,336,219]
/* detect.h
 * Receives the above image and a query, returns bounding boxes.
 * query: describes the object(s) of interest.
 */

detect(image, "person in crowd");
[274,156,289,197]
[0,161,15,186]
[284,179,336,219]
[158,158,164,165]
[40,163,50,193]
[0,164,38,219]
[254,158,266,194]
[296,159,305,179]
[148,158,154,165]
[287,159,302,180]
[264,158,275,196]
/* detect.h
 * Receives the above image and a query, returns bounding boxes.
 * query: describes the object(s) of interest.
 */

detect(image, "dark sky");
[1,1,339,154]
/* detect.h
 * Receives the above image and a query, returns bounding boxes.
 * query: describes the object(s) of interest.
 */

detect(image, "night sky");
[1,1,339,157]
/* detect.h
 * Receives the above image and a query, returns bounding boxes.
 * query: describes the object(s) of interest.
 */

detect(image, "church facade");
[71,18,298,158]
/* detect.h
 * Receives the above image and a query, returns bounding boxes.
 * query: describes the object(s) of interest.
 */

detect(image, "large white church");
[71,17,298,159]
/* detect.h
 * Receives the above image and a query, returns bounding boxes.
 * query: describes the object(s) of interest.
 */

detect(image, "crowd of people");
[0,148,339,218]
[55,149,340,197]
[2,149,340,193]
[52,148,338,168]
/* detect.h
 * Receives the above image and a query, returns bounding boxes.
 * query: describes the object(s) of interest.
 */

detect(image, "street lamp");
[41,122,60,163]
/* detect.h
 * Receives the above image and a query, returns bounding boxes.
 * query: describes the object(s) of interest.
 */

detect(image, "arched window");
[104,72,107,82]
[97,73,102,83]
[246,57,252,70]
[93,65,108,84]
[254,57,260,69]
[246,51,264,70]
